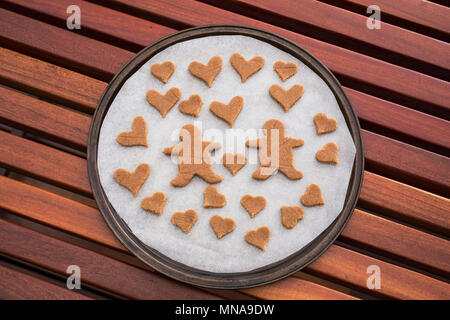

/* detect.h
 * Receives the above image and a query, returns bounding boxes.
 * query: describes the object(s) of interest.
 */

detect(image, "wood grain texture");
[1,175,448,299]
[0,218,223,300]
[0,264,92,300]
[0,47,105,113]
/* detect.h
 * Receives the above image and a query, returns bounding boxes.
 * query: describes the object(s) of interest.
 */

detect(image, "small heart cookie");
[203,186,226,208]
[314,113,337,135]
[116,116,148,147]
[150,61,175,83]
[210,215,236,239]
[274,61,298,81]
[179,94,203,117]
[316,142,339,164]
[281,206,304,229]
[241,194,266,218]
[301,184,324,207]
[269,84,304,112]
[245,226,270,251]
[189,56,222,87]
[146,87,181,118]
[209,96,243,127]
[222,153,246,176]
[114,163,150,197]
[141,191,166,215]
[171,209,198,234]
[230,53,264,82]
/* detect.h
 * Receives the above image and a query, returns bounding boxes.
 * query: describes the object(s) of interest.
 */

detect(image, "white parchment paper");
[98,35,356,273]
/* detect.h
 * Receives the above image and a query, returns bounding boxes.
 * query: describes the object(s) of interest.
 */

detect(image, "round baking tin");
[87,25,364,289]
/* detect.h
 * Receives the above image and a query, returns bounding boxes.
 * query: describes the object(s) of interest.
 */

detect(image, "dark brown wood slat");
[1,174,449,298]
[0,264,92,300]
[0,47,105,113]
[102,0,450,117]
[222,0,450,77]
[0,8,133,81]
[0,86,90,150]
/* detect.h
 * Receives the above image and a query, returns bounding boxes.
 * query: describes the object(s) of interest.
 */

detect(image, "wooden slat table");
[0,0,448,300]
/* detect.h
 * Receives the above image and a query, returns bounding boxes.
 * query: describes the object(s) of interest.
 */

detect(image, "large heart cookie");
[146,87,181,118]
[301,184,324,207]
[188,56,222,87]
[269,84,304,112]
[114,163,150,197]
[240,194,266,218]
[203,186,226,208]
[281,206,304,229]
[171,209,198,234]
[141,191,166,215]
[179,94,203,117]
[209,96,243,127]
[314,113,337,135]
[230,53,264,82]
[245,226,270,251]
[316,142,339,164]
[116,116,148,147]
[222,153,246,176]
[150,61,175,83]
[273,61,298,81]
[210,215,236,239]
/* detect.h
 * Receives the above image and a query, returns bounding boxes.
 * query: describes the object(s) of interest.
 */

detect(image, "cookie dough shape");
[188,56,222,87]
[269,84,304,112]
[179,94,203,117]
[209,96,243,127]
[281,206,304,229]
[245,226,270,251]
[163,124,223,187]
[241,194,266,218]
[116,116,148,147]
[171,209,198,234]
[316,142,339,165]
[204,186,226,208]
[141,191,166,215]
[314,113,337,135]
[222,153,247,176]
[230,53,264,82]
[113,163,150,197]
[210,215,236,239]
[246,119,304,180]
[150,61,175,83]
[301,184,325,207]
[146,87,181,118]
[273,61,298,81]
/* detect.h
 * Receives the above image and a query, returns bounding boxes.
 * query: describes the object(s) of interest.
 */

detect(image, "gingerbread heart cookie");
[241,194,266,218]
[316,142,339,164]
[141,191,166,215]
[151,61,175,83]
[203,186,226,208]
[281,206,304,229]
[230,53,264,82]
[210,215,236,239]
[116,116,148,147]
[171,209,198,234]
[146,87,181,118]
[245,226,270,251]
[314,113,337,135]
[179,94,203,117]
[189,56,222,87]
[222,153,246,176]
[209,96,243,127]
[301,184,324,207]
[114,163,150,197]
[269,84,304,112]
[274,61,298,81]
